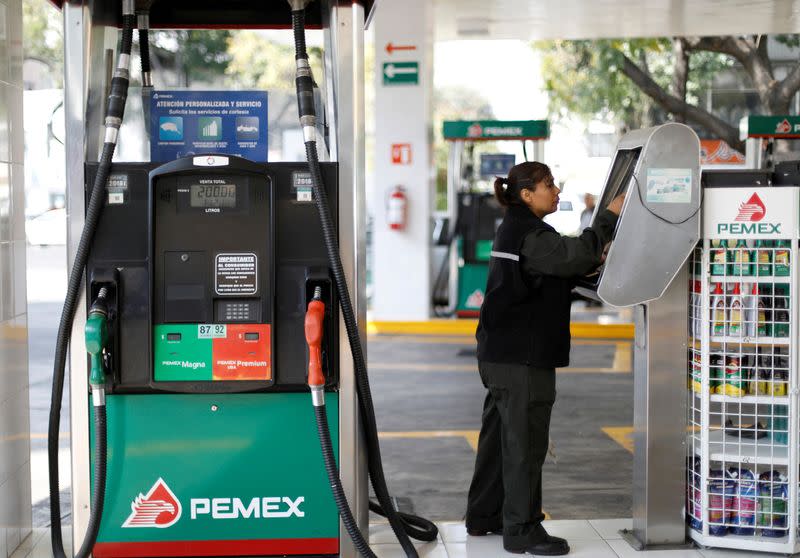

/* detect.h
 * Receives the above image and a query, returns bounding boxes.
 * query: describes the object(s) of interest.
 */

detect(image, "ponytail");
[493,176,511,207]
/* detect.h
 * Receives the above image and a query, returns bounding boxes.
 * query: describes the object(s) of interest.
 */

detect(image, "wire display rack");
[687,231,798,554]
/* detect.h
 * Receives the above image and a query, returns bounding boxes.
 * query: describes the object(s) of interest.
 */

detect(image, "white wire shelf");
[696,429,790,466]
[689,530,792,554]
[689,337,792,349]
[708,393,791,405]
[708,276,791,283]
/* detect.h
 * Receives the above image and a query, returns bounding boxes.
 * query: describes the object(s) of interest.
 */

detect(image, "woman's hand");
[607,193,626,216]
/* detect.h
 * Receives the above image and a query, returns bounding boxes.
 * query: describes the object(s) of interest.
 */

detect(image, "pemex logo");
[467,123,483,138]
[123,478,182,528]
[735,193,766,222]
[776,119,792,134]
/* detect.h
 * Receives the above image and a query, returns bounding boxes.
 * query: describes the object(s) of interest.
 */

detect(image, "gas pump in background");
[48,2,435,558]
[743,115,800,169]
[432,119,549,317]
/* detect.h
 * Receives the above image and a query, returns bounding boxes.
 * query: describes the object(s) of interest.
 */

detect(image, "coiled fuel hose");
[48,2,140,556]
[291,4,438,556]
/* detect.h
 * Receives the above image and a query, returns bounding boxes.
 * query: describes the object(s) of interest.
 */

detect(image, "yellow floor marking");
[368,320,634,339]
[370,362,631,374]
[602,426,634,453]
[612,341,632,372]
[379,430,480,451]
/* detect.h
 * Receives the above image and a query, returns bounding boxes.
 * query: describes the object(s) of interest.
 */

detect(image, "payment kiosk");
[579,122,702,549]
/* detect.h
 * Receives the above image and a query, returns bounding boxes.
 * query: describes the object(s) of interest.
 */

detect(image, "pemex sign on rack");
[747,115,800,138]
[704,187,799,239]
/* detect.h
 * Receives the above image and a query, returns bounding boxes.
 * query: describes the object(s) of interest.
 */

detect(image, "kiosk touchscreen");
[580,123,701,307]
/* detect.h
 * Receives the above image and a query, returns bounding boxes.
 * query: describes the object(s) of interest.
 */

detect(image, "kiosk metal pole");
[623,265,690,549]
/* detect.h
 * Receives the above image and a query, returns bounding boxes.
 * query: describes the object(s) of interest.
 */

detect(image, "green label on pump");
[475,240,493,262]
[91,393,340,555]
[154,324,213,381]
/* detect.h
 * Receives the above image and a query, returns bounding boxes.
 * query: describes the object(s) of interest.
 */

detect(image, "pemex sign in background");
[442,120,550,141]
[747,115,800,138]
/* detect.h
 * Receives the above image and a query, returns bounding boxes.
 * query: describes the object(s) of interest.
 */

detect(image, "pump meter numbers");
[198,324,227,339]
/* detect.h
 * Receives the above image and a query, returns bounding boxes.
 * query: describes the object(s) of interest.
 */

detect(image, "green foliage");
[535,38,732,129]
[23,0,63,87]
[226,32,323,90]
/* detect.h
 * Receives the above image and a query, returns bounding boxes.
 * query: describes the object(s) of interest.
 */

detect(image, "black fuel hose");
[291,7,438,556]
[48,3,134,557]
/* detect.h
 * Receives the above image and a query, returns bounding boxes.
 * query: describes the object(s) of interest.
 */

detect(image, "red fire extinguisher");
[387,185,407,231]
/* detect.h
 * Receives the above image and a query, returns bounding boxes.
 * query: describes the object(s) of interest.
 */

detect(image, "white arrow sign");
[382,62,419,85]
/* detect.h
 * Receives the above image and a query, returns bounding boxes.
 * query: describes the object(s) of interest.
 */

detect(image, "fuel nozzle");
[305,286,326,406]
[86,287,110,406]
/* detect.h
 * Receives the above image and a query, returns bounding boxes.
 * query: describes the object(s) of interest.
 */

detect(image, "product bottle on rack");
[756,239,773,276]
[773,283,790,337]
[710,354,724,394]
[757,470,788,537]
[687,456,703,531]
[774,240,791,277]
[729,467,756,536]
[691,280,702,338]
[771,404,789,445]
[728,283,744,337]
[690,352,702,393]
[724,355,745,397]
[708,469,735,536]
[743,283,767,337]
[710,239,728,276]
[711,282,727,337]
[728,239,754,276]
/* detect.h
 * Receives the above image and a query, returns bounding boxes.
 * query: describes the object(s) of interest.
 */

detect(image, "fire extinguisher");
[387,185,408,231]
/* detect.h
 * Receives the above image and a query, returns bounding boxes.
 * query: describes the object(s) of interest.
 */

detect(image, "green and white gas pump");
[47,2,435,557]
[433,120,549,317]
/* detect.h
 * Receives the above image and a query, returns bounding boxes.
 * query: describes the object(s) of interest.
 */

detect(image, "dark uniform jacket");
[476,204,618,368]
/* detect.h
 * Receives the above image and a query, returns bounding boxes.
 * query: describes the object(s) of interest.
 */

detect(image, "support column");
[372,0,433,320]
[0,0,32,555]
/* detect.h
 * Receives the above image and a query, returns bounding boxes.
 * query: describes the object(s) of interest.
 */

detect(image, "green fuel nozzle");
[86,288,110,391]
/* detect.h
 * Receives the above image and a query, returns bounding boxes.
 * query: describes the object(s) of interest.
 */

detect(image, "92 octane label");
[198,324,227,339]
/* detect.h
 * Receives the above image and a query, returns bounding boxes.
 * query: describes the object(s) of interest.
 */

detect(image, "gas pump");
[743,115,800,169]
[48,2,434,557]
[576,122,701,549]
[432,119,549,317]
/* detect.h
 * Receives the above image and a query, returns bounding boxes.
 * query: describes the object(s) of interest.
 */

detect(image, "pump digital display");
[190,184,236,208]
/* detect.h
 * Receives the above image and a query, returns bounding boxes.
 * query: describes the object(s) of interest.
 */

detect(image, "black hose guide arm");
[290,5,438,557]
[47,2,140,556]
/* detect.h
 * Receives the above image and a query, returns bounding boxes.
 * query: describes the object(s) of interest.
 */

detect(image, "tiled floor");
[12,519,791,557]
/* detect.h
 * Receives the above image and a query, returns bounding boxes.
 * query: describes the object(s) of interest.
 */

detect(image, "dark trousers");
[466,361,556,547]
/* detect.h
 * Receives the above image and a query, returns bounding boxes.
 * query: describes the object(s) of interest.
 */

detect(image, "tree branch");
[671,38,689,123]
[776,63,800,109]
[618,50,744,152]
[683,36,752,65]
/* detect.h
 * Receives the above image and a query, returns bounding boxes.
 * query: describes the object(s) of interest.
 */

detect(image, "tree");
[23,0,64,87]
[150,30,232,87]
[536,36,800,153]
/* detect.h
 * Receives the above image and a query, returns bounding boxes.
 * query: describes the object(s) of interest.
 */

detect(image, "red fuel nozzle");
[305,288,326,388]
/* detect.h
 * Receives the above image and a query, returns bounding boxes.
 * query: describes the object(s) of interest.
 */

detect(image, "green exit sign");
[383,62,419,85]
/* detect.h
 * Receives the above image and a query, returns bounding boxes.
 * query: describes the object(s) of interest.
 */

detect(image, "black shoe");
[503,525,570,556]
[466,525,503,536]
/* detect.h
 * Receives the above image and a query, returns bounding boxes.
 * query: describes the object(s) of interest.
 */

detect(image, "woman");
[465,161,625,556]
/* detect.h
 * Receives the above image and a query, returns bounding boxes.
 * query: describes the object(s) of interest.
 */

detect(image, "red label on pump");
[212,324,271,380]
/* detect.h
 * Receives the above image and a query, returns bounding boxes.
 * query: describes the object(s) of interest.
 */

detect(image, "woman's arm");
[520,209,619,279]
